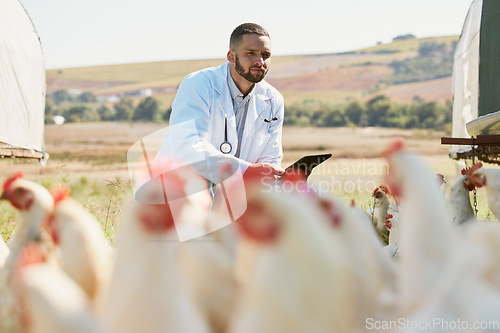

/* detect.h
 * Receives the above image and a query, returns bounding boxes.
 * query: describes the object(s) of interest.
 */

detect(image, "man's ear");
[227,50,235,64]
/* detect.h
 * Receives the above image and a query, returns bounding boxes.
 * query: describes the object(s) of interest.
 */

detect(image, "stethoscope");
[220,106,278,154]
[220,117,232,154]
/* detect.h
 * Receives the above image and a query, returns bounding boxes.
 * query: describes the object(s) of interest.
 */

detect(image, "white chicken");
[447,173,475,225]
[13,242,104,333]
[228,166,357,333]
[372,185,399,242]
[402,222,500,332]
[383,140,457,316]
[102,170,210,333]
[0,172,55,333]
[0,235,9,268]
[177,233,237,333]
[384,211,401,259]
[318,191,398,328]
[463,162,500,219]
[44,185,114,313]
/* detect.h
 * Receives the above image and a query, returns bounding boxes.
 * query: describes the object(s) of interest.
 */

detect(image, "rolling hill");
[46,35,458,107]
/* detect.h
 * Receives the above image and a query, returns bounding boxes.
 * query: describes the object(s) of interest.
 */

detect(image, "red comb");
[3,172,24,192]
[50,184,71,205]
[373,185,389,196]
[382,139,405,160]
[461,162,483,177]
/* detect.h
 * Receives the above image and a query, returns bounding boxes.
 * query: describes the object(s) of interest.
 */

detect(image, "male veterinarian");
[160,23,284,185]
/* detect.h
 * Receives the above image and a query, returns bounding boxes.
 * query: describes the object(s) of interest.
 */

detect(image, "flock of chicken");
[0,140,500,333]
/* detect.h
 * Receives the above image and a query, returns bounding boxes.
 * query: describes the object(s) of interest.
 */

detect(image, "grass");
[0,173,132,244]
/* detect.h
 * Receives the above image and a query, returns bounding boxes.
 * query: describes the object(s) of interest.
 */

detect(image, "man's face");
[231,34,271,83]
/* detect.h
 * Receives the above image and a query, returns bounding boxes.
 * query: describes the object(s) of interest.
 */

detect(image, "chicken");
[44,185,114,313]
[447,173,475,225]
[13,241,104,333]
[0,235,9,268]
[384,212,400,259]
[1,172,54,252]
[102,169,209,333]
[372,185,399,243]
[463,162,500,219]
[402,222,500,332]
[228,166,356,333]
[177,236,237,333]
[318,192,398,328]
[383,140,456,316]
[0,172,55,333]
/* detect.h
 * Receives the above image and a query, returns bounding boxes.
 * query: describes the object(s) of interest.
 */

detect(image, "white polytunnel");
[0,0,46,159]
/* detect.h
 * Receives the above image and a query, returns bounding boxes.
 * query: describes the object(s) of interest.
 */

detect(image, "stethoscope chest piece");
[220,116,232,154]
[220,141,232,154]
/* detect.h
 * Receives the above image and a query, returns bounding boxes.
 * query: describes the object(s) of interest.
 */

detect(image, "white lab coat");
[158,62,284,184]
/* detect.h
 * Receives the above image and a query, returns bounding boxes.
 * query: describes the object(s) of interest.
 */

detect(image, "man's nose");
[255,55,264,66]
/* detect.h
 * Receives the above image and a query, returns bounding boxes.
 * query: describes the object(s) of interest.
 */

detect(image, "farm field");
[45,35,459,108]
[0,122,494,242]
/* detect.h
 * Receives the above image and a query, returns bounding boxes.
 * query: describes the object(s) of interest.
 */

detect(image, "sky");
[19,0,474,69]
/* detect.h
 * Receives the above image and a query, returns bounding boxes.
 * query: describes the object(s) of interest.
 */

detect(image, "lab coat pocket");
[256,132,270,146]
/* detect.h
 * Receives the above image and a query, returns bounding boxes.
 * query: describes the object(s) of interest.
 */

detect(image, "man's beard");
[235,55,267,83]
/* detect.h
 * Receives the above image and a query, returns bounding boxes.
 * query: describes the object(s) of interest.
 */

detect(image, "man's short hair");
[229,23,270,50]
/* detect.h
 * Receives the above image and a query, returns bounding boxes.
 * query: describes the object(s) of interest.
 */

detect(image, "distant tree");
[133,96,161,122]
[52,90,73,104]
[64,105,100,123]
[113,98,135,121]
[415,101,440,129]
[392,34,416,41]
[344,101,364,125]
[366,95,391,126]
[77,92,97,103]
[418,41,446,58]
[97,105,115,121]
[322,109,346,127]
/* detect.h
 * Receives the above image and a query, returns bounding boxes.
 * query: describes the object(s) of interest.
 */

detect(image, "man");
[160,23,284,185]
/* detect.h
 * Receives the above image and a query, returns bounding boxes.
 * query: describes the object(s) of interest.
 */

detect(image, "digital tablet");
[285,154,332,173]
